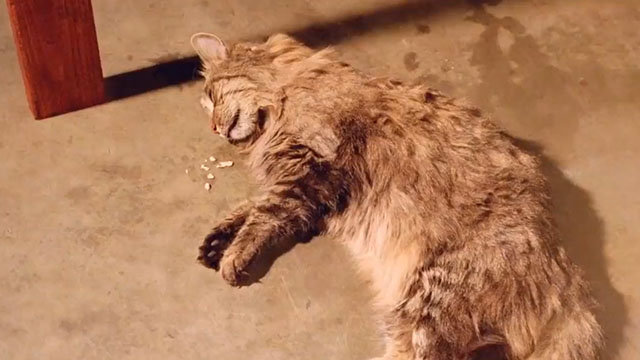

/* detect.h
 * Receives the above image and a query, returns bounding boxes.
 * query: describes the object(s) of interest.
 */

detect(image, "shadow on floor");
[104,56,201,100]
[512,138,627,360]
[104,0,506,101]
[231,235,302,288]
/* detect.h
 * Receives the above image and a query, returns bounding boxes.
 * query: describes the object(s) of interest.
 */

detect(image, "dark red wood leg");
[6,0,104,119]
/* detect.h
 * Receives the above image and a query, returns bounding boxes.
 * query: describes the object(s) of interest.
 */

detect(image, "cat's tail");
[507,300,602,360]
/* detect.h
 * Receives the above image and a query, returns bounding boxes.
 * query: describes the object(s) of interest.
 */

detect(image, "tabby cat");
[190,32,602,360]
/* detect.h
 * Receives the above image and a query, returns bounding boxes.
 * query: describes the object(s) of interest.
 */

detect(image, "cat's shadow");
[232,235,304,288]
[508,137,627,360]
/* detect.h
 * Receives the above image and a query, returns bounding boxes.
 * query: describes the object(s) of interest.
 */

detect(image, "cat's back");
[282,65,544,205]
[322,77,553,240]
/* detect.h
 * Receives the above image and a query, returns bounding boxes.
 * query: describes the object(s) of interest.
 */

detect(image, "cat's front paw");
[198,228,234,270]
[219,246,255,287]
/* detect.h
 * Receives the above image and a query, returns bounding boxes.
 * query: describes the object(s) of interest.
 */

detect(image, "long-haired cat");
[190,32,602,360]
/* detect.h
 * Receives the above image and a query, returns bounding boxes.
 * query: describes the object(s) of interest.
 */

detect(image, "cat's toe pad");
[198,232,231,270]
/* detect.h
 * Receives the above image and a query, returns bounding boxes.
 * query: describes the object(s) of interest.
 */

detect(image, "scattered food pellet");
[200,164,210,171]
[216,161,234,168]
[209,156,216,162]
[185,169,189,174]
[204,183,212,190]
[207,173,215,179]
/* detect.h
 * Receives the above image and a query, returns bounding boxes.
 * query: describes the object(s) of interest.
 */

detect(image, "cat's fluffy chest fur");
[280,78,543,311]
[191,33,601,360]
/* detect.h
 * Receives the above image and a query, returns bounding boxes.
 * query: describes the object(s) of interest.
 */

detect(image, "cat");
[190,32,602,360]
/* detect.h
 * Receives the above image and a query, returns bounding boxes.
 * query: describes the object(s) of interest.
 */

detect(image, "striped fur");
[191,33,602,360]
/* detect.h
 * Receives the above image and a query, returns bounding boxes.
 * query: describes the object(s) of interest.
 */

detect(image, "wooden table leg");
[6,0,104,119]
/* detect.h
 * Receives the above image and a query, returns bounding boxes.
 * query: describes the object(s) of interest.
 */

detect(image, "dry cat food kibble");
[185,155,232,192]
[216,161,233,168]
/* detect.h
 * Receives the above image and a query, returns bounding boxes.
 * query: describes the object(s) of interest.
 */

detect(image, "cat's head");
[191,33,307,145]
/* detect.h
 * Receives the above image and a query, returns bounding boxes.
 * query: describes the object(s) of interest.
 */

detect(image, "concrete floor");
[1,0,639,359]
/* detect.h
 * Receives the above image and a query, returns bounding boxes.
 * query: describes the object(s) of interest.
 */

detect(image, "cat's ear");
[190,33,228,64]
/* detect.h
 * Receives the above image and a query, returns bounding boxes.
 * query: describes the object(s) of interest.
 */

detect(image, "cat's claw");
[198,229,234,270]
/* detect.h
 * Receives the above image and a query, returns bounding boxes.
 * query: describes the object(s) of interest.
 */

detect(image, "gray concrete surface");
[1,0,638,359]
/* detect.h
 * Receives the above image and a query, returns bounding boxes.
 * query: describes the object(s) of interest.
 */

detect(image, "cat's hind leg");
[388,264,481,360]
[380,316,470,360]
[513,306,601,360]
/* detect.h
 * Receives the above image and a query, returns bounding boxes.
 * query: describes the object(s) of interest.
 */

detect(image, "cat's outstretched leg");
[384,264,481,360]
[217,191,324,286]
[198,202,253,270]
[214,142,348,286]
